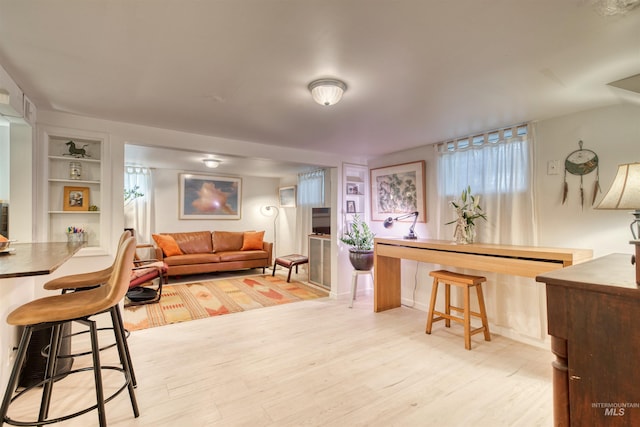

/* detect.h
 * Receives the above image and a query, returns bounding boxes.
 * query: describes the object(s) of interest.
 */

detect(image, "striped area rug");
[123,274,328,331]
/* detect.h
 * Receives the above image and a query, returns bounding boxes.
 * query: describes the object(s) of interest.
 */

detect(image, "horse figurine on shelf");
[64,140,91,158]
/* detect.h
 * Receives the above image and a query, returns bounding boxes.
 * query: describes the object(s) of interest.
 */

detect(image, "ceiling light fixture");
[308,78,347,106]
[203,158,220,168]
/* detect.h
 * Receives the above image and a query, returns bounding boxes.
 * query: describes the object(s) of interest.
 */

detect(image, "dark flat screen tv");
[312,207,330,235]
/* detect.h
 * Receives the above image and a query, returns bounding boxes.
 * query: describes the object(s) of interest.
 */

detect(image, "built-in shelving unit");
[342,163,369,233]
[43,128,107,250]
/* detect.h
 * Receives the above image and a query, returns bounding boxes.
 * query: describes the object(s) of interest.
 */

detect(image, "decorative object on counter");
[63,140,91,158]
[66,226,87,243]
[0,234,16,254]
[383,211,419,239]
[340,214,375,271]
[595,162,640,285]
[370,160,426,223]
[447,186,487,244]
[562,140,600,208]
[69,161,82,180]
[63,186,90,211]
[88,205,99,211]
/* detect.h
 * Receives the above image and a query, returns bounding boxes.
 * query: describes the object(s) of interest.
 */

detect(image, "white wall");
[365,102,640,347]
[536,103,640,257]
[9,122,33,242]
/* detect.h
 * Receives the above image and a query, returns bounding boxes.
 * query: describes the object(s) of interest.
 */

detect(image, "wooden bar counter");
[0,242,84,279]
[537,253,640,426]
[0,242,85,390]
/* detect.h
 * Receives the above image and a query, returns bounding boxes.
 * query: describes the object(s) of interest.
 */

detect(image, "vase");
[348,249,374,271]
[454,223,475,244]
[465,224,475,244]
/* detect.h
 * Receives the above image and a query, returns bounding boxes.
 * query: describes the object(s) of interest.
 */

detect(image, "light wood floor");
[5,271,553,426]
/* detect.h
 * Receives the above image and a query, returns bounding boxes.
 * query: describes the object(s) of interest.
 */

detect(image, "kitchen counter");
[0,242,85,279]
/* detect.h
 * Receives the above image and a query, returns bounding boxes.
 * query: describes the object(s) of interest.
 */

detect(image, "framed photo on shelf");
[346,183,360,195]
[346,200,356,213]
[279,186,297,207]
[370,160,426,222]
[179,173,242,219]
[63,186,90,211]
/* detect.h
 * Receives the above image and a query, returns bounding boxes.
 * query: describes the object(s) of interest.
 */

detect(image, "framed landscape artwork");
[179,173,242,219]
[279,186,297,207]
[370,161,426,222]
[63,186,90,211]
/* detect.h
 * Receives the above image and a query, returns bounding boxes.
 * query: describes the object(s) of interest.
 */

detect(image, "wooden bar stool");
[426,269,491,350]
[0,237,139,427]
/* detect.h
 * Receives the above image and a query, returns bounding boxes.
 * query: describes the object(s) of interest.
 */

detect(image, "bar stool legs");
[426,269,491,350]
[349,269,374,308]
[0,317,139,426]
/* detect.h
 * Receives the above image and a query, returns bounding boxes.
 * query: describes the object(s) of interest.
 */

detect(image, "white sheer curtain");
[295,169,326,255]
[435,124,536,245]
[124,166,154,244]
[435,124,543,339]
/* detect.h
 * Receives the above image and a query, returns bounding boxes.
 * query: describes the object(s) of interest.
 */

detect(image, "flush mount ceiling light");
[203,158,220,168]
[308,78,347,106]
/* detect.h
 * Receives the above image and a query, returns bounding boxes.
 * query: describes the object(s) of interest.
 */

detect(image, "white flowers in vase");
[447,186,487,244]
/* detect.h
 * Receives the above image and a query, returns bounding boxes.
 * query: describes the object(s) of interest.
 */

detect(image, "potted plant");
[340,214,375,270]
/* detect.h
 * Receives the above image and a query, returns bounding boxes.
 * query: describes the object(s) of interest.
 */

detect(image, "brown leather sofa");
[153,231,272,277]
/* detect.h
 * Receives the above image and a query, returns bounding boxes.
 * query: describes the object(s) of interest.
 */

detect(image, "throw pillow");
[213,231,245,252]
[152,234,183,257]
[241,231,265,251]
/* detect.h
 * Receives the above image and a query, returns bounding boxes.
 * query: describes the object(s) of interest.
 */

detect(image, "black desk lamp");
[383,211,419,239]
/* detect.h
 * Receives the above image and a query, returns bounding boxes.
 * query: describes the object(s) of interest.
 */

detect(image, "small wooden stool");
[426,270,491,350]
[272,254,309,282]
[349,269,373,308]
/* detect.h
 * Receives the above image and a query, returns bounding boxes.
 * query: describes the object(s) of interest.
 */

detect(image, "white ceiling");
[1,0,639,173]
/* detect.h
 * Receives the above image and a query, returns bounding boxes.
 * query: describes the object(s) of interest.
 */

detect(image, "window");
[435,124,536,245]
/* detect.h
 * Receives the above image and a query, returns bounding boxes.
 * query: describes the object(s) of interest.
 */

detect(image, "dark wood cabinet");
[537,254,640,426]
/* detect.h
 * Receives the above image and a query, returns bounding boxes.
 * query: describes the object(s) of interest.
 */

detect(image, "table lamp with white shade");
[596,162,640,285]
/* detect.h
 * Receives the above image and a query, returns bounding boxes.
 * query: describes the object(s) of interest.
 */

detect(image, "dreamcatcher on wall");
[562,140,601,208]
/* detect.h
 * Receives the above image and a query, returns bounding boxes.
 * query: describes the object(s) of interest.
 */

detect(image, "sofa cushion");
[218,250,268,262]
[213,231,244,252]
[163,253,221,266]
[152,234,183,257]
[167,231,213,254]
[241,231,265,251]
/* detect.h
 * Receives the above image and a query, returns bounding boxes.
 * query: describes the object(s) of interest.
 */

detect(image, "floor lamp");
[263,205,280,259]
